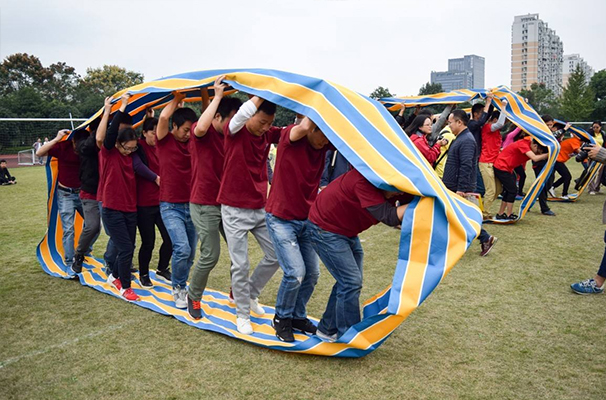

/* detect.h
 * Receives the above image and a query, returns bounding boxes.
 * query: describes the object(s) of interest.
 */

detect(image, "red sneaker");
[121,288,140,301]
[107,275,122,291]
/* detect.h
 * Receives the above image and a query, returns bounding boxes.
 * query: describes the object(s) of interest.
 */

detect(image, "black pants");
[137,205,172,276]
[514,165,526,195]
[102,207,137,289]
[599,230,606,279]
[494,168,518,203]
[533,159,554,213]
[552,161,572,196]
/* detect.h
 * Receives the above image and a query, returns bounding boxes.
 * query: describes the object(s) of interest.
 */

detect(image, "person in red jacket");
[404,115,447,164]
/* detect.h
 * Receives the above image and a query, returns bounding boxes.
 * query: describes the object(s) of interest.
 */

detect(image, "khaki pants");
[479,162,502,216]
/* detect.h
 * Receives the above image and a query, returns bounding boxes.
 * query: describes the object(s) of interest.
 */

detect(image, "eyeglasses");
[119,143,138,152]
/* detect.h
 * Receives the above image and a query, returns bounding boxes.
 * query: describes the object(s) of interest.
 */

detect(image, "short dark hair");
[117,128,138,143]
[120,113,133,126]
[0,159,6,163]
[257,100,276,116]
[531,139,548,154]
[172,107,197,128]
[142,117,158,132]
[471,103,484,115]
[451,109,469,126]
[490,111,501,121]
[71,128,90,146]
[541,114,554,123]
[217,97,243,120]
[404,115,431,136]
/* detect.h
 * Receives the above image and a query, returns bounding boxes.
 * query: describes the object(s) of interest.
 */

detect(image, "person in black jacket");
[319,150,351,189]
[0,159,16,185]
[443,110,497,256]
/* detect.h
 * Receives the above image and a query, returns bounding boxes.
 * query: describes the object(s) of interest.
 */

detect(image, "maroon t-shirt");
[190,122,225,206]
[99,147,136,212]
[309,169,386,237]
[48,140,81,188]
[136,138,160,207]
[80,190,97,201]
[266,126,330,220]
[156,132,191,203]
[217,123,282,209]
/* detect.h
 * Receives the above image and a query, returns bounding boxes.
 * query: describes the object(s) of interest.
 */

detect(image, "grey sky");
[1,0,605,98]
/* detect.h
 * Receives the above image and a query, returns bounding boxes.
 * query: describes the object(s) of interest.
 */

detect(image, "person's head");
[592,120,602,134]
[489,110,500,123]
[118,113,133,132]
[213,97,243,132]
[71,128,89,151]
[116,128,139,156]
[171,107,197,142]
[0,159,6,168]
[37,138,41,143]
[44,137,49,142]
[530,139,548,154]
[307,125,329,149]
[541,114,556,131]
[405,115,432,136]
[448,110,469,135]
[141,117,158,146]
[246,101,276,136]
[471,103,485,120]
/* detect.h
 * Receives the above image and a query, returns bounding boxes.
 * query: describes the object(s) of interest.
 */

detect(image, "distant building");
[511,13,563,95]
[562,54,594,87]
[431,54,485,92]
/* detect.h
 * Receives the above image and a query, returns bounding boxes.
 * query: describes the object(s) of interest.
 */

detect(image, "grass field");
[1,164,605,400]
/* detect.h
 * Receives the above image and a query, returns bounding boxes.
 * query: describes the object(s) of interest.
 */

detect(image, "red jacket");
[411,133,441,164]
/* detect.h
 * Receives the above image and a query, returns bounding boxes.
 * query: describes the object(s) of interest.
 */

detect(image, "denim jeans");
[102,208,137,289]
[56,189,83,268]
[75,198,101,257]
[266,213,320,320]
[307,221,363,338]
[160,202,197,290]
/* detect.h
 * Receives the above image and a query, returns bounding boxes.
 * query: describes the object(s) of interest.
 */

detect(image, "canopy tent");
[380,87,561,224]
[38,69,482,358]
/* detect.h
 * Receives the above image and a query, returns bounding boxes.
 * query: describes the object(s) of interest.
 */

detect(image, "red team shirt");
[136,138,160,207]
[99,147,137,212]
[217,123,282,209]
[479,123,503,164]
[189,122,225,206]
[156,133,191,203]
[48,140,81,188]
[266,126,330,220]
[309,169,387,237]
[494,139,532,173]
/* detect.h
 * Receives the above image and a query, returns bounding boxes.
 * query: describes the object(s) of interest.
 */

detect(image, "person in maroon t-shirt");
[307,168,410,341]
[265,116,331,342]
[187,76,242,319]
[493,139,548,220]
[36,127,88,273]
[157,92,199,309]
[219,96,282,335]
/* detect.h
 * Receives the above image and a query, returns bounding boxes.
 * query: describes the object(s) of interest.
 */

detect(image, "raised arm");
[36,129,70,157]
[157,91,186,141]
[431,104,455,137]
[95,96,113,149]
[194,76,226,138]
[491,99,508,132]
[227,96,264,135]
[103,93,131,150]
[289,116,316,142]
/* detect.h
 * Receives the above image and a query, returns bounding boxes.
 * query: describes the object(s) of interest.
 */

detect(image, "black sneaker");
[495,213,508,220]
[508,214,519,220]
[71,254,85,274]
[140,274,153,288]
[156,269,171,282]
[188,296,202,320]
[292,318,317,335]
[272,316,295,342]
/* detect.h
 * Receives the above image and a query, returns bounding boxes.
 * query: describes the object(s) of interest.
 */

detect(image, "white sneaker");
[561,195,570,200]
[250,298,265,315]
[316,329,337,343]
[236,317,254,335]
[173,288,187,309]
[548,187,556,198]
[589,191,596,195]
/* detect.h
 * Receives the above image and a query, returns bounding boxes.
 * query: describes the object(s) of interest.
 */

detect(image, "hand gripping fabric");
[381,87,561,224]
[38,69,482,357]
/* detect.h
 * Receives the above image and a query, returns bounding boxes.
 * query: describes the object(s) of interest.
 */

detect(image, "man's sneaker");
[155,269,171,282]
[561,195,570,200]
[140,274,153,288]
[236,317,254,335]
[480,236,498,257]
[542,210,556,216]
[71,254,85,274]
[250,298,265,315]
[228,288,235,304]
[315,329,337,343]
[173,288,187,309]
[292,318,317,335]
[570,278,604,295]
[548,187,557,198]
[120,288,140,301]
[188,296,202,319]
[106,275,122,291]
[507,214,519,220]
[272,316,295,342]
[589,191,597,195]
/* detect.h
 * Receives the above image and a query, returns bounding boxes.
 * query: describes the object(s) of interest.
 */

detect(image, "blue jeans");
[56,189,83,268]
[160,202,197,289]
[266,213,320,320]
[307,221,363,338]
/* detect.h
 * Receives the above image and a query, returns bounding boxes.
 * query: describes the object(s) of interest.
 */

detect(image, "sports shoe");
[507,214,519,220]
[480,236,497,257]
[236,317,253,335]
[250,298,265,315]
[140,274,153,288]
[173,288,187,309]
[188,296,202,319]
[561,195,570,200]
[589,191,597,195]
[155,269,171,282]
[495,213,508,220]
[316,329,337,342]
[570,278,604,295]
[71,253,85,274]
[548,187,556,198]
[292,318,317,335]
[542,210,556,216]
[272,316,295,342]
[107,275,122,291]
[120,287,140,301]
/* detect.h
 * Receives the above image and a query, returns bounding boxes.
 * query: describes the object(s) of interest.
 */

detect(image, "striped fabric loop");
[381,86,561,223]
[38,69,481,357]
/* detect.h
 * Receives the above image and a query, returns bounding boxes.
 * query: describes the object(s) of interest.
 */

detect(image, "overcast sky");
[1,0,605,98]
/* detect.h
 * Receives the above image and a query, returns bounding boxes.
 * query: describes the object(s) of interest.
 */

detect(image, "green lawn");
[1,164,605,400]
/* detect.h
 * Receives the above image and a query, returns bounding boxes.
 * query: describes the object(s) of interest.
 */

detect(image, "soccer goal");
[17,149,35,165]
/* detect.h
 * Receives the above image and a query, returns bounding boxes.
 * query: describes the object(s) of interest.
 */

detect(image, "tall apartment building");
[431,55,485,92]
[511,13,564,95]
[562,54,594,87]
